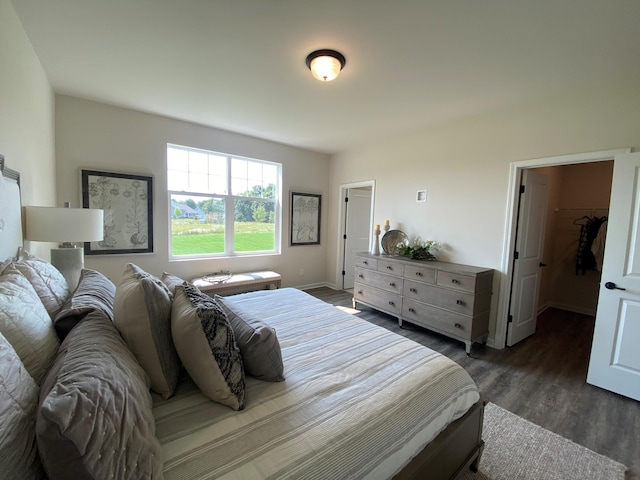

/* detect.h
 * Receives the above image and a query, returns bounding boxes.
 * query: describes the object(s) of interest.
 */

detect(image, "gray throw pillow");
[0,332,45,479]
[114,263,180,399]
[172,284,245,410]
[53,269,115,340]
[36,311,162,480]
[161,271,186,295]
[215,294,285,382]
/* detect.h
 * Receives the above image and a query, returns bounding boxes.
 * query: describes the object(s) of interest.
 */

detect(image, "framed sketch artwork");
[290,192,321,245]
[82,169,153,255]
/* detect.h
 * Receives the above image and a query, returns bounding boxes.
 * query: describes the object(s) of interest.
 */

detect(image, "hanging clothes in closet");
[575,215,607,275]
[591,218,607,271]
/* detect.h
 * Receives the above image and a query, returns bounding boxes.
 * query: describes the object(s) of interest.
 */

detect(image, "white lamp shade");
[309,55,343,82]
[25,206,104,243]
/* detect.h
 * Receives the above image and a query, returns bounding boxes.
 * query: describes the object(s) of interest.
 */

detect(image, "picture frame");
[290,191,321,245]
[81,169,153,255]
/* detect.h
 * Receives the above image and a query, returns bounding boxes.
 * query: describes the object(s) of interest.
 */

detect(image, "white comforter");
[153,288,479,480]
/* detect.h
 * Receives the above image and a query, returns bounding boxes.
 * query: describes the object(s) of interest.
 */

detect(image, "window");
[167,144,281,259]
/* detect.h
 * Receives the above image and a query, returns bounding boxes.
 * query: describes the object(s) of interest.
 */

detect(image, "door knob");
[539,262,547,267]
[604,282,626,291]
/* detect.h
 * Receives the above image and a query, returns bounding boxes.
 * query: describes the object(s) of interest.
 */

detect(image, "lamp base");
[51,247,84,291]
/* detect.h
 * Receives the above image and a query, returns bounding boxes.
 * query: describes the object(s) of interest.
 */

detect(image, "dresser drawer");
[354,283,402,315]
[355,268,402,294]
[377,259,404,276]
[402,299,473,340]
[403,280,477,316]
[403,264,436,284]
[436,271,477,293]
[355,255,377,270]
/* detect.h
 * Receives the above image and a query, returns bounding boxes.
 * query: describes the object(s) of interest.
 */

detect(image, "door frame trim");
[495,148,630,349]
[335,180,376,290]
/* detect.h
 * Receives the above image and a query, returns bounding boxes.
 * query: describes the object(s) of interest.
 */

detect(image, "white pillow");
[172,284,245,410]
[0,264,59,384]
[12,249,69,319]
[114,263,180,399]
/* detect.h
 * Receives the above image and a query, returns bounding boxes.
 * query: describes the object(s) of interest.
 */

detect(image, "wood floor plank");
[305,287,640,479]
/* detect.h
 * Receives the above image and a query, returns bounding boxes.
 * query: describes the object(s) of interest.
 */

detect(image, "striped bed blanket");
[153,288,479,480]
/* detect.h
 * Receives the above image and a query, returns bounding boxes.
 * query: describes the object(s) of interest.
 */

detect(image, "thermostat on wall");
[416,190,427,202]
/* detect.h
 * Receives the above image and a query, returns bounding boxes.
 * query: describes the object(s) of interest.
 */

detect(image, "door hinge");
[520,185,525,194]
[514,251,519,260]
[341,270,346,276]
[508,314,513,324]
[344,197,349,203]
[343,234,347,239]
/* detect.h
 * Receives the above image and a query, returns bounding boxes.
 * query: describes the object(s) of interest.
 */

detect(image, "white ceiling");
[11,0,640,155]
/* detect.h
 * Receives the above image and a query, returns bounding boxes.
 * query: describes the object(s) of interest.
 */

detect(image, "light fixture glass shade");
[310,56,342,81]
[306,49,346,82]
[25,206,104,243]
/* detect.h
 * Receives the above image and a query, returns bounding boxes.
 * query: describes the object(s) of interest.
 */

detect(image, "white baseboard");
[296,281,334,291]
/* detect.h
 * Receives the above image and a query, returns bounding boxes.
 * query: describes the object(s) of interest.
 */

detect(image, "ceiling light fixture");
[305,49,346,82]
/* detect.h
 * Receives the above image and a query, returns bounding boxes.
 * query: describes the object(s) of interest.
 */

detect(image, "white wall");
[0,0,56,260]
[328,78,640,344]
[55,96,330,285]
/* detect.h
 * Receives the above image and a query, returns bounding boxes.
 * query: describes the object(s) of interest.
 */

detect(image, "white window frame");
[167,143,282,260]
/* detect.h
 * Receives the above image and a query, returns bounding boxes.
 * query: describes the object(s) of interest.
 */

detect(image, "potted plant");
[397,237,440,261]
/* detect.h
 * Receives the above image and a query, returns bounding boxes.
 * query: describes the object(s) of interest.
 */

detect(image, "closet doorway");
[498,148,628,352]
[506,160,612,347]
[533,161,612,319]
[504,150,640,400]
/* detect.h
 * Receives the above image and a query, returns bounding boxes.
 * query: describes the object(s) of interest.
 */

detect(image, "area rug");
[458,402,627,480]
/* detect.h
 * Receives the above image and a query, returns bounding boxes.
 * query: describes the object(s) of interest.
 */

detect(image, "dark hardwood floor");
[306,287,640,480]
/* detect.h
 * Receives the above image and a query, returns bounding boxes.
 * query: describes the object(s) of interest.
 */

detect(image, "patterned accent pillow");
[0,264,59,384]
[37,311,162,480]
[114,263,180,399]
[215,294,285,382]
[54,269,116,340]
[0,332,45,479]
[12,249,69,319]
[172,284,245,410]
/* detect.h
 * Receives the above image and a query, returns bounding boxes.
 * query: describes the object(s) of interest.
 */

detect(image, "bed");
[0,156,484,479]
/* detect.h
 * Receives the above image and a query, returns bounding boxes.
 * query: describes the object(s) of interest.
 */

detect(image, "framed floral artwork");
[81,169,153,255]
[290,191,321,245]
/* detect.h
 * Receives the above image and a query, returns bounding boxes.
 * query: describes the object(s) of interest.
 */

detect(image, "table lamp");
[25,202,104,290]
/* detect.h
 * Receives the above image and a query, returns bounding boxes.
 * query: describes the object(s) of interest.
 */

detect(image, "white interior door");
[343,188,372,289]
[587,152,640,401]
[507,169,549,346]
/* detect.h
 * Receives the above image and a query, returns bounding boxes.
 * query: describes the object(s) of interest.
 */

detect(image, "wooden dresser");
[352,252,493,354]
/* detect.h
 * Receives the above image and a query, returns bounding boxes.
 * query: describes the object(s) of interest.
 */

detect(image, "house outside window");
[167,144,281,259]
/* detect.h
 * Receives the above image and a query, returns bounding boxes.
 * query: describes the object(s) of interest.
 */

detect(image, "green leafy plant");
[397,237,440,261]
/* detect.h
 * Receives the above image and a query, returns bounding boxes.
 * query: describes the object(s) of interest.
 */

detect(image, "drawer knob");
[357,290,363,294]
[454,323,462,329]
[408,307,415,313]
[456,300,465,305]
[363,261,368,265]
[410,287,417,293]
[416,272,422,276]
[388,301,395,306]
[451,279,460,284]
[386,265,392,270]
[389,282,396,287]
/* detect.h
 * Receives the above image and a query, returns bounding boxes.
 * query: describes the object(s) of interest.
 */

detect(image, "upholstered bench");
[191,271,281,296]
